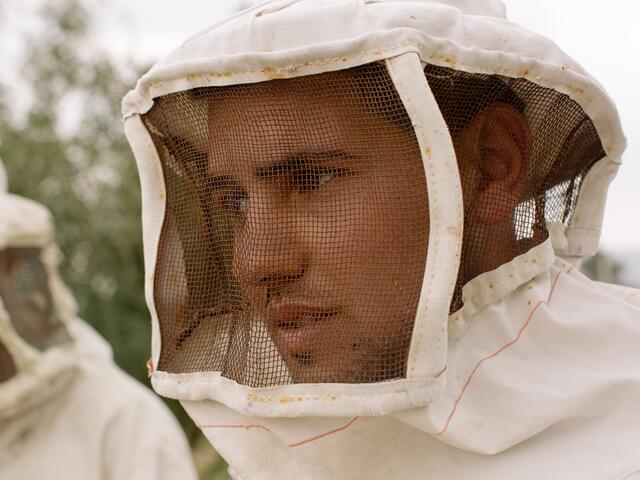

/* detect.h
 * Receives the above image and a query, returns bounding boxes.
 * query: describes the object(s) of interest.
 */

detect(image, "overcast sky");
[47,0,640,252]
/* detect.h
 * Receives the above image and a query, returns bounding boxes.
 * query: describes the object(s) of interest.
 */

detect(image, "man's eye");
[212,187,248,216]
[294,168,348,194]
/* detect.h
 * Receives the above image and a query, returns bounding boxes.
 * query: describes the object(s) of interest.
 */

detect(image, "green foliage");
[581,251,623,284]
[1,0,148,385]
[0,0,218,460]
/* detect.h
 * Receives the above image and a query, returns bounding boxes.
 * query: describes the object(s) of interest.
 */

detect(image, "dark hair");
[424,64,525,138]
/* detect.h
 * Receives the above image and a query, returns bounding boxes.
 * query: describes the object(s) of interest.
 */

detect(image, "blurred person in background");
[0,161,198,480]
[123,0,640,478]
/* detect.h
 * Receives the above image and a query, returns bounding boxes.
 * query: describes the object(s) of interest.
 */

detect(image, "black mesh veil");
[142,61,603,387]
[424,65,604,310]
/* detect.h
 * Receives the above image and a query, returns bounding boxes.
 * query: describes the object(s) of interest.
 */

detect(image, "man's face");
[206,72,428,383]
[0,248,68,351]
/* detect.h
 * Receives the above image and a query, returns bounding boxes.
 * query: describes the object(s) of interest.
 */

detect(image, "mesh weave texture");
[424,65,603,310]
[146,63,428,385]
[143,61,603,386]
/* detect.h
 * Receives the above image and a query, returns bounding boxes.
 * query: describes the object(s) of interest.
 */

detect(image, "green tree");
[0,0,221,456]
[581,251,624,284]
[1,0,149,389]
[0,2,232,476]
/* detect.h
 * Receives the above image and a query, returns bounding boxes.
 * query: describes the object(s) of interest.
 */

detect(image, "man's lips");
[266,302,340,354]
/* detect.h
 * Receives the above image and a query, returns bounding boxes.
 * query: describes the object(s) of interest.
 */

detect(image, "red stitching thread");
[199,423,272,432]
[288,417,359,448]
[434,267,573,436]
[198,417,360,448]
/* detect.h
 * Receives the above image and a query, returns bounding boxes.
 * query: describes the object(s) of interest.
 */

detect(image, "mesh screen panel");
[144,63,429,385]
[0,248,70,351]
[424,65,604,311]
[143,61,604,386]
[0,340,16,383]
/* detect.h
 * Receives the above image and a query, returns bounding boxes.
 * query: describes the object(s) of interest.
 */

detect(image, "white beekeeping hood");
[0,168,80,419]
[123,1,633,478]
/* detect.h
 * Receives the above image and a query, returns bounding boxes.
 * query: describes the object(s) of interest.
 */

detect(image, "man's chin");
[285,354,366,384]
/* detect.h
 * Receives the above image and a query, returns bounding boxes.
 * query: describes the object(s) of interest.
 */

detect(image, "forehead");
[209,71,369,118]
[206,68,411,172]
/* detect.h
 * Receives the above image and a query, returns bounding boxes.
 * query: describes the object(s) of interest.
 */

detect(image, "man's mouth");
[267,302,340,357]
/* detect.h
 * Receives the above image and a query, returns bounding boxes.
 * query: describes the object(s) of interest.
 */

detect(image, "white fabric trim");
[152,370,443,417]
[448,239,555,342]
[385,52,462,379]
[562,155,620,257]
[124,116,166,368]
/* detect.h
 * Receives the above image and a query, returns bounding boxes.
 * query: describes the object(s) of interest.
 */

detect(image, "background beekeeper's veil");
[123,0,624,418]
[0,161,79,419]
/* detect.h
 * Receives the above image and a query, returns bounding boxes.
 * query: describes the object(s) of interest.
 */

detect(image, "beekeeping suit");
[122,0,640,478]
[0,165,197,480]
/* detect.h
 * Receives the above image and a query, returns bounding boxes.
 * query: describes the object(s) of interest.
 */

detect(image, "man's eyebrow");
[207,174,236,189]
[255,149,356,179]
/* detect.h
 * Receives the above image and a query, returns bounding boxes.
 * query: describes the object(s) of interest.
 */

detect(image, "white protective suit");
[122,1,640,478]
[0,169,198,479]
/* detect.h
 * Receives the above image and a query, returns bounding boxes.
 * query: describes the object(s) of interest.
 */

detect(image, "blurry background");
[0,0,638,478]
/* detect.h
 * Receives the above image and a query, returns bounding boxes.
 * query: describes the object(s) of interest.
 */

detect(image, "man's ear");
[458,103,531,225]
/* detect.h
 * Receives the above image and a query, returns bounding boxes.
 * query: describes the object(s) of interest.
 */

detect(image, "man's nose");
[231,206,306,289]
